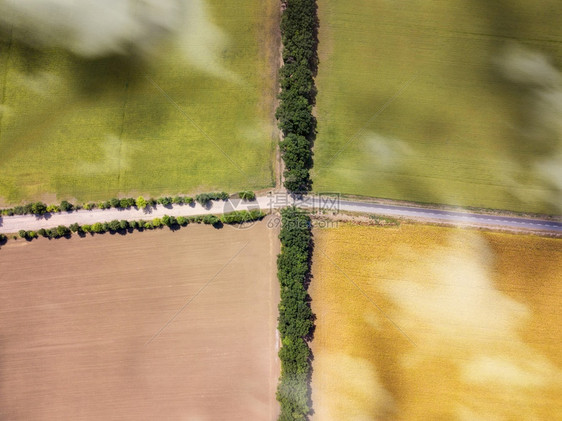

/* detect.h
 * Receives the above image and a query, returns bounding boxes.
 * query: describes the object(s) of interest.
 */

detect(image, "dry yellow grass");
[310,224,562,420]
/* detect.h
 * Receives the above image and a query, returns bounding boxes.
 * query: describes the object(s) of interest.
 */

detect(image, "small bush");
[46,204,60,213]
[195,192,229,206]
[31,202,47,215]
[110,198,120,208]
[56,225,70,237]
[38,228,48,237]
[19,230,27,238]
[60,200,73,212]
[91,222,104,233]
[195,193,210,206]
[108,220,121,231]
[239,191,256,201]
[69,223,80,233]
[136,196,147,209]
[157,197,173,206]
[161,215,178,227]
[202,214,220,225]
[177,216,188,226]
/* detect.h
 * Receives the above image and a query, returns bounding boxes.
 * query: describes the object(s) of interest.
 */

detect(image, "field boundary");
[276,0,318,193]
[2,195,562,236]
[316,193,562,221]
[276,207,314,420]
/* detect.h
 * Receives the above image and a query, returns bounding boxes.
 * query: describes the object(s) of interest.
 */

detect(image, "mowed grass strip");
[313,0,562,213]
[0,0,278,205]
[310,224,562,420]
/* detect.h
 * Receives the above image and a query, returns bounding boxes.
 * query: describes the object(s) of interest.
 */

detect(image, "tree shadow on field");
[305,231,316,417]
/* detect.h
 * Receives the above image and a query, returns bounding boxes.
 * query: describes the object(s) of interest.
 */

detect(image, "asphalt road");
[334,200,562,232]
[1,196,561,234]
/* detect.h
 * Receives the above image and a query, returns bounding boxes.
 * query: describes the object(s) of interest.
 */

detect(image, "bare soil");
[0,219,279,420]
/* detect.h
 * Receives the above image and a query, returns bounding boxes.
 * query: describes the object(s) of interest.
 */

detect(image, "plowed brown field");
[0,219,279,420]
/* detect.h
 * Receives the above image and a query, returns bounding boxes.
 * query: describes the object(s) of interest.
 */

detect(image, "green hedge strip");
[0,191,255,217]
[276,0,318,193]
[276,207,314,420]
[2,210,265,242]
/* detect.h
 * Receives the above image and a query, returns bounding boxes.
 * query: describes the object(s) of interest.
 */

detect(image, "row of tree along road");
[276,0,318,193]
[5,210,265,244]
[0,191,255,217]
[275,1,318,419]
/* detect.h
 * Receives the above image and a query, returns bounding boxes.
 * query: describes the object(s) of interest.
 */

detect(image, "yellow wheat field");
[310,224,562,420]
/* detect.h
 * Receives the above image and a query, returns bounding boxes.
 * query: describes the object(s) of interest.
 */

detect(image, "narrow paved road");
[0,199,263,234]
[331,200,562,232]
[1,196,561,233]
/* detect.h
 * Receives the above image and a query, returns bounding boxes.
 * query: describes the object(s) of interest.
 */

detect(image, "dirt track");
[0,219,279,420]
[1,196,561,236]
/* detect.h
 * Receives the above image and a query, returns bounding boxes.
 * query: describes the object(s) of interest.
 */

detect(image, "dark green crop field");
[313,0,562,214]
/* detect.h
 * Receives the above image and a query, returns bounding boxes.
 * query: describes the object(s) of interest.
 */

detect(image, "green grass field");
[313,0,562,214]
[0,0,278,205]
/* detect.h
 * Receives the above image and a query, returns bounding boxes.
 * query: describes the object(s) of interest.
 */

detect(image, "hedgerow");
[276,207,313,420]
[0,192,227,217]
[195,192,229,206]
[276,0,318,193]
[238,190,256,201]
[2,210,266,244]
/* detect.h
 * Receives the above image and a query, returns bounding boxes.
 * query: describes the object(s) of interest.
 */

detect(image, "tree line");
[276,207,314,420]
[10,210,265,241]
[276,0,318,193]
[0,191,253,216]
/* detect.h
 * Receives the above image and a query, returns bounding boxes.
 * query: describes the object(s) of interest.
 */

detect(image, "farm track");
[1,196,561,234]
